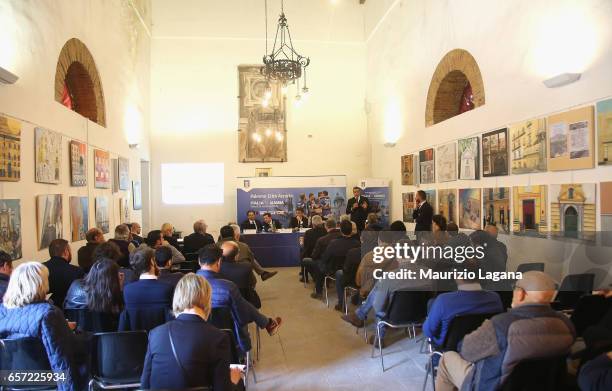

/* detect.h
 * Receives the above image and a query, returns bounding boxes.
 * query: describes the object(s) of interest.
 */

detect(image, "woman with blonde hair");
[141,273,243,390]
[0,262,85,390]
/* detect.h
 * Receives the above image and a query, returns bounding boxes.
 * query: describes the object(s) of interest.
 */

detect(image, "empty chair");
[371,290,430,371]
[515,262,545,273]
[0,337,55,391]
[553,273,595,311]
[499,355,568,391]
[89,331,148,390]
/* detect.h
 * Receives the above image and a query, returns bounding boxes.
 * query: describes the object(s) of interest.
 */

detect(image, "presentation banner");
[360,178,391,227]
[236,176,347,227]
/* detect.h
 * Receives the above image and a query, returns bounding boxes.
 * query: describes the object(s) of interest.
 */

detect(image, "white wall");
[0,0,151,263]
[150,1,369,237]
[365,0,612,282]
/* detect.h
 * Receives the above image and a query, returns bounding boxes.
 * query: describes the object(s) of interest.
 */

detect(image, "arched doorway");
[564,206,578,237]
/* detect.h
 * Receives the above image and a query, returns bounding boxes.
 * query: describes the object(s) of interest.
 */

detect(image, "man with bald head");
[435,271,576,391]
[220,241,260,308]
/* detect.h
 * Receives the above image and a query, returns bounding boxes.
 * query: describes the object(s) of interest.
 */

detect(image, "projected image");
[162,163,224,204]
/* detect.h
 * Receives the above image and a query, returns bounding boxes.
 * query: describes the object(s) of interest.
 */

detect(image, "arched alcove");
[425,49,485,127]
[54,38,106,127]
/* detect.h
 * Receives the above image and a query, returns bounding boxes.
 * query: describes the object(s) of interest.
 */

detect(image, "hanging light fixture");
[261,0,310,87]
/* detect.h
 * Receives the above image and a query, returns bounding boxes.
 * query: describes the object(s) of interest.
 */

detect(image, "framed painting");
[483,187,511,234]
[119,198,130,224]
[512,185,548,235]
[132,180,142,210]
[510,118,547,174]
[547,106,595,171]
[459,188,481,230]
[0,115,21,181]
[118,157,129,190]
[401,154,417,185]
[550,183,596,240]
[95,196,110,234]
[602,182,612,239]
[424,189,437,213]
[69,196,88,242]
[0,199,22,259]
[402,192,415,222]
[482,128,508,177]
[597,99,612,165]
[419,148,435,184]
[35,127,62,184]
[36,194,63,250]
[69,140,87,186]
[436,142,457,183]
[458,136,480,180]
[94,149,111,189]
[438,189,457,224]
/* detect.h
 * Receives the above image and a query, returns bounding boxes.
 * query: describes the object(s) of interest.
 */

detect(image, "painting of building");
[69,196,88,242]
[424,189,437,213]
[402,192,415,222]
[94,149,110,188]
[547,106,595,171]
[120,198,130,224]
[602,182,612,245]
[436,142,457,182]
[483,187,510,233]
[459,188,481,230]
[238,65,287,162]
[0,115,21,182]
[0,199,21,259]
[35,127,62,184]
[118,157,129,190]
[95,196,110,234]
[458,137,479,180]
[482,128,508,177]
[513,185,548,235]
[132,180,142,210]
[510,118,547,174]
[597,98,612,165]
[69,140,87,186]
[37,194,63,250]
[401,154,417,185]
[550,184,596,240]
[419,148,435,184]
[438,189,457,223]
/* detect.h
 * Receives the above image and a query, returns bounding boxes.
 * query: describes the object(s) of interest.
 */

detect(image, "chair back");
[385,290,430,324]
[0,337,51,371]
[64,308,118,333]
[184,252,199,262]
[496,290,513,310]
[177,261,198,273]
[119,307,173,332]
[515,263,545,273]
[499,355,567,391]
[441,313,499,351]
[555,273,595,309]
[208,307,241,362]
[91,331,148,384]
[329,255,346,273]
[570,295,611,337]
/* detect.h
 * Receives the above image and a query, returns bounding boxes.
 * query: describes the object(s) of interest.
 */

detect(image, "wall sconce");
[384,142,396,148]
[543,73,581,88]
[129,143,139,149]
[0,66,18,84]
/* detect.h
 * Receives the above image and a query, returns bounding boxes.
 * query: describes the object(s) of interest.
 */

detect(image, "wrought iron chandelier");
[261,0,310,95]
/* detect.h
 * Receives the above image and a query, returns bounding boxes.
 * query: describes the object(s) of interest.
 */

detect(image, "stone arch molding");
[425,49,485,127]
[54,38,106,127]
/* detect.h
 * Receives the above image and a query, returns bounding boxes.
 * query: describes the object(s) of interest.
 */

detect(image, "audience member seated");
[334,245,361,311]
[484,223,508,261]
[289,207,309,229]
[446,222,470,247]
[120,248,174,332]
[183,219,215,254]
[0,251,12,301]
[220,241,261,308]
[355,231,402,300]
[423,271,503,348]
[141,273,243,390]
[108,224,136,268]
[43,239,84,310]
[364,213,384,231]
[77,227,105,273]
[300,215,327,282]
[63,258,124,331]
[197,244,282,353]
[128,222,144,246]
[218,224,277,281]
[138,229,185,264]
[434,271,576,391]
[0,262,86,390]
[93,241,138,285]
[579,351,612,391]
[155,246,184,289]
[261,212,282,232]
[161,222,180,249]
[301,218,341,284]
[308,220,359,300]
[240,210,262,232]
[469,229,508,290]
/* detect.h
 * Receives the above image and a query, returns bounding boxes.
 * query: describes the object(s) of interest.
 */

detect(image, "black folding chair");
[499,355,568,391]
[496,290,514,310]
[422,312,498,391]
[553,273,595,311]
[88,330,148,390]
[323,255,346,307]
[0,337,55,391]
[570,295,611,337]
[515,262,545,273]
[371,290,430,371]
[64,308,118,333]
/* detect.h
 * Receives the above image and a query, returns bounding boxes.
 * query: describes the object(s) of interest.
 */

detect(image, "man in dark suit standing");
[183,219,215,254]
[240,210,262,232]
[346,187,370,231]
[261,213,282,232]
[413,190,434,239]
[43,239,84,309]
[289,207,309,230]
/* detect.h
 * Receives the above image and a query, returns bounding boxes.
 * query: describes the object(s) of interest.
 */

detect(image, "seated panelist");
[261,212,282,232]
[240,210,262,232]
[289,207,309,230]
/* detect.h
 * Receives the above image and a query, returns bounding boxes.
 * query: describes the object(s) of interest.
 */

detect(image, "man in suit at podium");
[240,210,262,232]
[289,207,309,230]
[413,190,433,239]
[261,213,282,232]
[346,187,370,231]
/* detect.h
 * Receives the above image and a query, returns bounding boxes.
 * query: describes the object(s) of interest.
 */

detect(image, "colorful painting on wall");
[69,140,87,186]
[69,196,89,242]
[483,187,511,234]
[0,115,21,182]
[424,189,437,214]
[419,148,435,184]
[36,194,63,250]
[402,192,415,222]
[601,182,612,243]
[482,128,508,177]
[459,188,481,230]
[436,142,457,183]
[94,149,111,189]
[35,127,62,184]
[458,137,479,180]
[0,199,22,259]
[510,118,547,174]
[401,154,417,185]
[547,106,595,171]
[118,157,129,190]
[512,185,548,235]
[95,196,110,234]
[132,180,142,210]
[438,189,457,223]
[550,183,596,240]
[120,198,130,224]
[597,99,612,165]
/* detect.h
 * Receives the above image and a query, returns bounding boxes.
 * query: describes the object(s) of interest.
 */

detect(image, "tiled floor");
[248,267,430,391]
